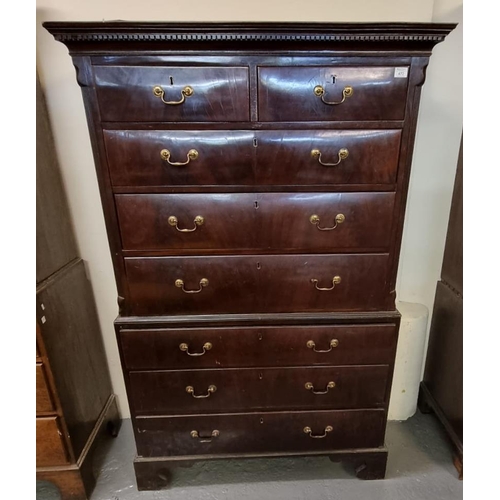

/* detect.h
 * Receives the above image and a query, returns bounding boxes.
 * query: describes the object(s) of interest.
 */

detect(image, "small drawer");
[129,365,389,415]
[36,417,69,466]
[135,409,386,457]
[116,192,395,253]
[258,66,408,121]
[255,130,401,185]
[124,253,391,316]
[36,364,55,414]
[119,324,398,370]
[104,130,254,187]
[95,66,250,122]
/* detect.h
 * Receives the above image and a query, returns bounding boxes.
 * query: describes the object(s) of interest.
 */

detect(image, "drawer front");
[135,409,386,457]
[36,417,69,466]
[116,192,395,252]
[124,254,390,315]
[36,364,55,414]
[256,130,401,185]
[119,324,398,370]
[129,365,389,415]
[104,130,254,187]
[258,66,408,121]
[95,66,249,122]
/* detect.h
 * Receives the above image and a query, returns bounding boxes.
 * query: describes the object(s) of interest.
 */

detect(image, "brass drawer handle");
[305,381,336,395]
[311,276,341,291]
[306,339,339,352]
[311,148,349,167]
[310,214,345,231]
[179,342,212,356]
[153,85,193,105]
[168,215,204,232]
[190,429,219,443]
[186,384,217,398]
[303,425,333,439]
[160,148,199,166]
[175,278,209,294]
[313,85,353,105]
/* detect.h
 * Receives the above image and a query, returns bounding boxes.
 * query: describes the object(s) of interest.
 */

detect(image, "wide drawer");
[119,323,398,370]
[36,363,55,414]
[258,66,408,121]
[95,66,250,122]
[129,365,389,415]
[135,409,386,457]
[104,129,401,187]
[36,417,69,466]
[255,130,401,185]
[124,253,390,315]
[116,192,395,252]
[104,130,254,187]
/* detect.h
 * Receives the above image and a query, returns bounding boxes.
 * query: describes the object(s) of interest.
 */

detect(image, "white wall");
[36,0,461,417]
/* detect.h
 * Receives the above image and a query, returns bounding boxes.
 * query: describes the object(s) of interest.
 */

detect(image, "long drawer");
[129,365,389,415]
[116,192,396,253]
[95,66,250,122]
[135,409,386,457]
[258,66,408,121]
[124,253,390,315]
[103,129,401,187]
[119,324,398,370]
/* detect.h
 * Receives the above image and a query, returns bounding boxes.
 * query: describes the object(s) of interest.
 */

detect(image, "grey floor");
[37,411,463,500]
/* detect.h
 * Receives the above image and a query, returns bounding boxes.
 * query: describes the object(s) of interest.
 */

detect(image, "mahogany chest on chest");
[45,21,454,488]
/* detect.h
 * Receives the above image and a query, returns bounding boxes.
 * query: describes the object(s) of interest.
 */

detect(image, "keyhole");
[258,332,263,341]
[254,201,259,209]
[253,138,258,147]
[257,262,261,270]
[260,418,264,424]
[258,372,263,380]
[169,76,174,85]
[331,75,336,84]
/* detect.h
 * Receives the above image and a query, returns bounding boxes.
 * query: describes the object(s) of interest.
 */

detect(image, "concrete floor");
[37,411,462,500]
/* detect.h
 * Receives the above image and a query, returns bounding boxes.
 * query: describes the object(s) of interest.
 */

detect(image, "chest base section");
[116,312,399,488]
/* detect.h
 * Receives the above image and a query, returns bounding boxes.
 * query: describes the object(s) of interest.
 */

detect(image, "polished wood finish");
[419,136,462,476]
[125,253,390,315]
[258,66,408,121]
[255,130,402,186]
[104,128,401,187]
[45,21,454,487]
[95,66,250,122]
[129,365,389,415]
[37,417,70,466]
[135,409,386,457]
[104,130,254,187]
[119,324,398,370]
[116,192,395,253]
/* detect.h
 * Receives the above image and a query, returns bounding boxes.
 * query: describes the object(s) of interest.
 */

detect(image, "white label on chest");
[394,67,409,78]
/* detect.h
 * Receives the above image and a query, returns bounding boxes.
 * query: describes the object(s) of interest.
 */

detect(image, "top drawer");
[258,66,408,121]
[94,66,250,122]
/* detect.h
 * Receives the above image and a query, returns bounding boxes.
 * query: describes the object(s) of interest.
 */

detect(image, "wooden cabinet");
[36,73,120,499]
[44,21,455,489]
[419,136,463,478]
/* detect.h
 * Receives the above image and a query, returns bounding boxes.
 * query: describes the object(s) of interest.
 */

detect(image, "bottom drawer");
[135,409,386,457]
[36,417,69,466]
